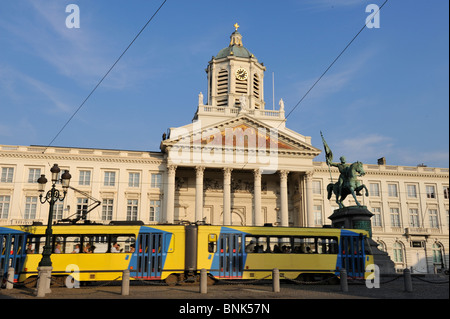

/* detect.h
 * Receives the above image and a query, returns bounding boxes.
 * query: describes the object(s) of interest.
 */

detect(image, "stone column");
[305,171,314,227]
[279,170,289,227]
[253,169,262,226]
[223,168,233,225]
[195,166,205,223]
[166,165,177,224]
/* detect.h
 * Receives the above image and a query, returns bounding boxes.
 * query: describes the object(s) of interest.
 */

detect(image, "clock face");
[235,68,248,81]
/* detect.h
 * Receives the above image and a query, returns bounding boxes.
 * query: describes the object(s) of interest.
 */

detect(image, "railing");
[197,105,285,119]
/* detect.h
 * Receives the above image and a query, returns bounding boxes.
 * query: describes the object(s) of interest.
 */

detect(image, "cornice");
[0,151,164,165]
[313,162,449,179]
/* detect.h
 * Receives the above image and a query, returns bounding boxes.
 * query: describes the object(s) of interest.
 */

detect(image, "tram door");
[134,232,163,279]
[218,233,244,278]
[0,233,27,281]
[340,235,365,278]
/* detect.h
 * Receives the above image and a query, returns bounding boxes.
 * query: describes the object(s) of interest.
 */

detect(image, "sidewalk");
[1,275,448,300]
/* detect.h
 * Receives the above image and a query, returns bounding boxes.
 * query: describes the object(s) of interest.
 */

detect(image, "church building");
[0,25,448,274]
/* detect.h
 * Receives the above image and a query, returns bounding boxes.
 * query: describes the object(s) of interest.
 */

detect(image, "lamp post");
[35,164,71,297]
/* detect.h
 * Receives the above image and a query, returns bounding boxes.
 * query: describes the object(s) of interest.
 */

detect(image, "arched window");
[393,242,404,263]
[432,242,443,265]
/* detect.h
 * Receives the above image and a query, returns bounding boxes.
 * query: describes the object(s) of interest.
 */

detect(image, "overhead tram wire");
[240,0,388,170]
[44,0,168,152]
[283,0,388,122]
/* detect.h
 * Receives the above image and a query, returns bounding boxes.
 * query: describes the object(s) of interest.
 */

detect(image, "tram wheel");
[23,276,37,288]
[165,274,179,286]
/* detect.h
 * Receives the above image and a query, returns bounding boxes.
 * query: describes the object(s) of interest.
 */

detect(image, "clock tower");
[206,24,266,110]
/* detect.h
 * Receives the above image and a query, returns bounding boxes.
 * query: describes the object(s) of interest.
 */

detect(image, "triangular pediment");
[161,114,321,157]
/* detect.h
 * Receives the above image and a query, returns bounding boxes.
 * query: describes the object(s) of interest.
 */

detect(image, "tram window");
[269,237,291,253]
[65,236,81,253]
[208,234,217,253]
[110,235,136,253]
[292,237,316,253]
[245,236,268,253]
[1,235,6,255]
[364,238,372,255]
[83,235,108,253]
[317,237,338,254]
[26,236,45,254]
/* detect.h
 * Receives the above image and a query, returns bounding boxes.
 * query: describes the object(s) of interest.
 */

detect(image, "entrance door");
[217,233,244,278]
[340,235,365,278]
[134,233,163,279]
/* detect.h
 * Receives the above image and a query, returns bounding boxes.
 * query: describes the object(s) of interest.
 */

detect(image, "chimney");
[377,157,386,165]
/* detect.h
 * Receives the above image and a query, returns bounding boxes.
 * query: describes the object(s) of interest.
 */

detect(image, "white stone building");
[0,27,448,274]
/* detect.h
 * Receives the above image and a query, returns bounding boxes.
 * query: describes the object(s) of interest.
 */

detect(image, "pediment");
[161,114,321,157]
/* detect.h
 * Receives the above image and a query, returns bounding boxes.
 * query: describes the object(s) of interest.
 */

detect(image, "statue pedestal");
[329,206,395,275]
[329,206,373,236]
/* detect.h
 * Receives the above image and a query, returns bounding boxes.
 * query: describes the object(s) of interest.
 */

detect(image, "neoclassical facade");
[0,27,448,274]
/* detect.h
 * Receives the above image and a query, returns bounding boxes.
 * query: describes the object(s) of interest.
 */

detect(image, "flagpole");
[320,131,334,183]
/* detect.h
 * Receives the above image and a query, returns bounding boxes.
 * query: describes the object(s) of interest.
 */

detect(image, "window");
[151,173,162,188]
[102,199,114,221]
[444,186,449,200]
[312,180,321,194]
[393,242,404,263]
[409,208,420,227]
[1,167,14,183]
[129,172,140,187]
[83,235,108,253]
[25,196,37,219]
[432,243,443,264]
[244,235,338,254]
[28,168,41,183]
[0,196,10,219]
[426,185,436,199]
[429,209,439,228]
[371,207,382,227]
[390,208,401,227]
[111,235,136,253]
[369,183,380,197]
[79,170,91,186]
[104,171,116,186]
[127,199,138,221]
[407,185,417,198]
[76,198,88,219]
[313,205,323,226]
[149,200,160,222]
[388,184,398,197]
[53,202,64,221]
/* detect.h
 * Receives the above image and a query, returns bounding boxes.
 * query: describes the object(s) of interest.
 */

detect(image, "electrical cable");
[45,0,168,149]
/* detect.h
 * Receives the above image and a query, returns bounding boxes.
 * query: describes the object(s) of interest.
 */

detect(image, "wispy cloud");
[334,133,394,163]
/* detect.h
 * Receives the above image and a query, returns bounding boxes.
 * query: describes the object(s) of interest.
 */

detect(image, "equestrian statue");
[321,132,369,209]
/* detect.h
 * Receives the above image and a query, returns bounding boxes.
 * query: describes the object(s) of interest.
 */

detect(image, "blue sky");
[0,0,448,168]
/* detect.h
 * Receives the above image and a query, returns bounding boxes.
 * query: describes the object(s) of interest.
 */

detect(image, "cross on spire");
[234,23,240,31]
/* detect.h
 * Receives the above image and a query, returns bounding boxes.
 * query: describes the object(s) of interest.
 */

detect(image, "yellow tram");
[1,223,373,286]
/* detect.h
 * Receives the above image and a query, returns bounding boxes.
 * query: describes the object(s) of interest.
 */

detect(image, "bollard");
[403,268,413,292]
[6,267,14,290]
[34,266,53,297]
[272,268,280,293]
[340,268,348,292]
[200,268,207,294]
[121,269,130,296]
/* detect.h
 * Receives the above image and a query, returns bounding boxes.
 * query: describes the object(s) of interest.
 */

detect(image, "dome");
[215,28,255,59]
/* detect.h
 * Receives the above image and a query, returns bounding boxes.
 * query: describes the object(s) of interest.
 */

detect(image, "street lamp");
[35,164,71,297]
[37,164,71,267]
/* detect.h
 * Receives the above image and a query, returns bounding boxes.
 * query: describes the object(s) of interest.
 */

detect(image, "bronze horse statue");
[327,161,369,209]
